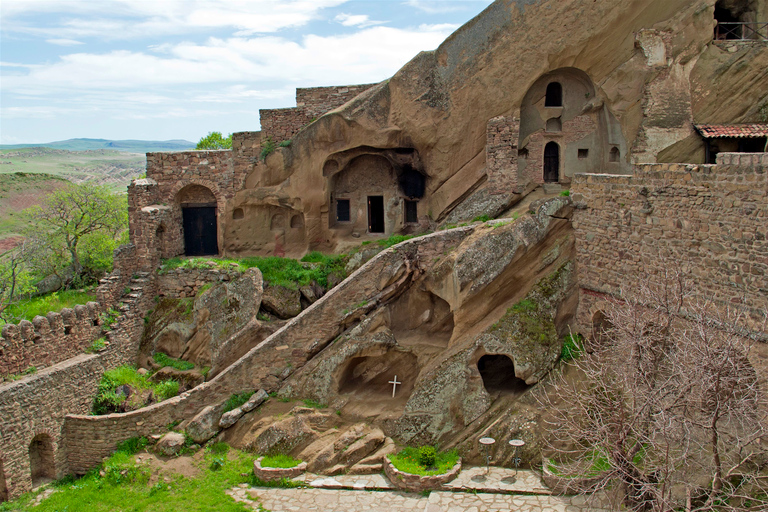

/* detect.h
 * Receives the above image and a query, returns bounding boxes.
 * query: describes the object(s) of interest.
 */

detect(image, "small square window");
[578,149,589,159]
[336,199,350,222]
[405,200,418,223]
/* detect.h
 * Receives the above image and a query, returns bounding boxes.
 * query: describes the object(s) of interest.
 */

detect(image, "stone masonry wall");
[259,83,377,144]
[486,116,520,194]
[62,227,474,474]
[572,153,768,338]
[0,270,156,500]
[156,267,243,299]
[145,150,235,204]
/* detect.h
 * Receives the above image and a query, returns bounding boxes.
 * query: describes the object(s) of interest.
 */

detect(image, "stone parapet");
[383,457,462,492]
[253,457,307,481]
[572,155,768,338]
[157,267,243,298]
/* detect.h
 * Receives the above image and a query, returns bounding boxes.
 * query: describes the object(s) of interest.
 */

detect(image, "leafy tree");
[0,243,35,321]
[24,183,128,286]
[196,131,232,150]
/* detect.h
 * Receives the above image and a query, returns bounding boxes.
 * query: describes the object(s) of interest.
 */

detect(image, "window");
[336,199,350,222]
[545,82,563,107]
[405,200,418,223]
[232,208,244,220]
[609,147,620,162]
[578,149,589,159]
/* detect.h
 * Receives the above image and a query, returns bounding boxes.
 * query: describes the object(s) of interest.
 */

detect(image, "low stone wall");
[156,267,243,298]
[572,153,768,337]
[253,457,307,481]
[383,457,462,492]
[62,227,475,475]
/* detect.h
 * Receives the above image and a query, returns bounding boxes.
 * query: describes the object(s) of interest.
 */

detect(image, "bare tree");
[539,275,768,511]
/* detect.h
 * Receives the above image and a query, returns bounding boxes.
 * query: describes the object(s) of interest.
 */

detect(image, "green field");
[0,137,195,153]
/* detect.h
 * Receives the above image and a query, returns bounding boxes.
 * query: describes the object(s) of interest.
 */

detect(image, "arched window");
[290,214,304,229]
[609,147,621,162]
[270,214,285,231]
[545,82,563,107]
[232,208,244,220]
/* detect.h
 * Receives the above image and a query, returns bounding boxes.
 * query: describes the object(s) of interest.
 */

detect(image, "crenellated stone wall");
[572,153,768,338]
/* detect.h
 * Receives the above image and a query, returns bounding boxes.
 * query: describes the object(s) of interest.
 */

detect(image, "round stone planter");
[541,457,604,495]
[383,456,462,493]
[253,457,307,482]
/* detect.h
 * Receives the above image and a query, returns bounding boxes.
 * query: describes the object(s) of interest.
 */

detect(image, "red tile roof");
[695,124,768,138]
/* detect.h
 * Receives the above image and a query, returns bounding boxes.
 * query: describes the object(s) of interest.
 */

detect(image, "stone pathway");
[229,487,605,511]
[227,467,609,511]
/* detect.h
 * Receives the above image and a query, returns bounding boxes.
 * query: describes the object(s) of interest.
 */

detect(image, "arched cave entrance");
[335,350,419,417]
[543,142,560,182]
[714,0,756,40]
[29,434,55,487]
[0,457,7,502]
[177,184,218,256]
[477,354,529,396]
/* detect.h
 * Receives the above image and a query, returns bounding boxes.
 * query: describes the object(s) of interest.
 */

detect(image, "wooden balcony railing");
[715,21,768,41]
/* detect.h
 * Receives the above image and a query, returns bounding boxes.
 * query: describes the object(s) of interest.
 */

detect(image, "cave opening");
[477,354,529,395]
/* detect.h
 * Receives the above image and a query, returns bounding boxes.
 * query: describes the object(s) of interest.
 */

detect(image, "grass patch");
[559,189,570,197]
[92,366,180,415]
[1,288,97,325]
[260,454,302,469]
[375,234,414,248]
[472,214,491,222]
[561,333,583,362]
[161,254,347,290]
[388,446,459,476]
[223,391,255,412]
[86,337,107,354]
[301,399,325,409]
[0,447,257,511]
[153,352,195,371]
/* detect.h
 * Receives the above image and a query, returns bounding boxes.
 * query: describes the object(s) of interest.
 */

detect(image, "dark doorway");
[477,354,529,396]
[182,207,218,256]
[714,2,742,39]
[29,434,55,487]
[0,458,7,502]
[543,142,560,182]
[404,200,418,224]
[545,82,563,107]
[368,196,385,233]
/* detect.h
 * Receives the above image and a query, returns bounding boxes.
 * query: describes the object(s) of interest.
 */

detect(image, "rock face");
[186,405,222,444]
[261,285,302,319]
[155,432,186,457]
[280,198,577,449]
[139,268,264,375]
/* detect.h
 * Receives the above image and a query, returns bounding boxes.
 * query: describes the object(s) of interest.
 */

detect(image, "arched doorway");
[177,184,218,256]
[29,434,55,486]
[543,142,560,182]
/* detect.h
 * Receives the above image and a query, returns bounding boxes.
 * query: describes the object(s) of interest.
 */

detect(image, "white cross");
[389,375,401,398]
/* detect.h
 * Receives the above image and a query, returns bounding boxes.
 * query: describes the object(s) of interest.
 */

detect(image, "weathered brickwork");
[62,228,473,475]
[0,269,156,500]
[259,83,377,143]
[145,150,235,204]
[572,153,768,337]
[157,267,243,298]
[486,116,520,194]
[232,131,262,191]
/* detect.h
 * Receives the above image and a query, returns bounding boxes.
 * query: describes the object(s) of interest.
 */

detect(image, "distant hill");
[0,138,196,154]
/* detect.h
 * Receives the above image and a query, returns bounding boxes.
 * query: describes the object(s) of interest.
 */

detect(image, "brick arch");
[168,179,226,212]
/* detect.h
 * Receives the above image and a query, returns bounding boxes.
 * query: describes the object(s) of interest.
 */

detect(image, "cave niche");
[477,354,529,396]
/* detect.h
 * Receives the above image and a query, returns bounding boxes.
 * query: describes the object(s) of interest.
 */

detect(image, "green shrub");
[99,308,120,328]
[86,337,107,353]
[152,352,195,371]
[472,214,491,222]
[223,391,254,412]
[260,454,302,469]
[209,457,225,471]
[154,380,180,401]
[116,436,148,455]
[260,137,276,161]
[559,190,570,197]
[388,446,459,476]
[92,366,181,414]
[561,333,583,362]
[278,140,291,148]
[418,446,437,468]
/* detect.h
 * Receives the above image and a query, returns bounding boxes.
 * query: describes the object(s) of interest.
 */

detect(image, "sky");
[0,0,494,144]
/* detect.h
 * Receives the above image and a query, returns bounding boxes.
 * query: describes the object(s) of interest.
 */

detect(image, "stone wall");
[156,267,244,298]
[62,227,474,474]
[259,83,377,143]
[0,270,155,500]
[486,116,520,194]
[572,153,768,338]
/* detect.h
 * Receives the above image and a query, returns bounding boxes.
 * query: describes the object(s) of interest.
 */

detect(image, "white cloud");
[1,0,351,40]
[2,25,457,93]
[334,13,384,28]
[404,0,492,14]
[45,38,84,46]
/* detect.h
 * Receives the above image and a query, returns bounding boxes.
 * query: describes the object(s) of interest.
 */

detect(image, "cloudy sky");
[0,0,494,144]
